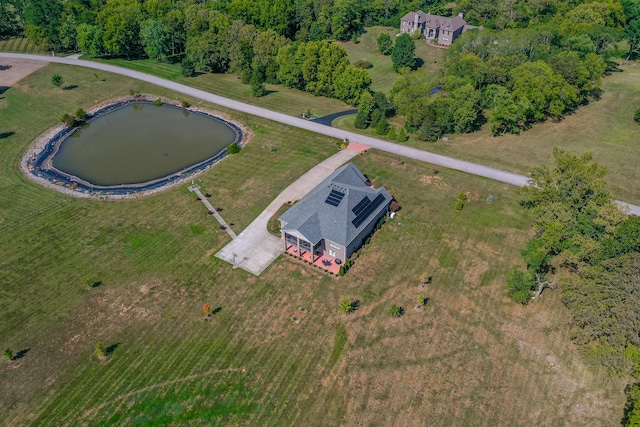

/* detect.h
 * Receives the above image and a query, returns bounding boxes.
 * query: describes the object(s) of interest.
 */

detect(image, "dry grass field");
[0,62,627,426]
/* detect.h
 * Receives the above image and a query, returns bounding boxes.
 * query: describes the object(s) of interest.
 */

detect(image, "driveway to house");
[2,53,639,215]
[215,148,360,275]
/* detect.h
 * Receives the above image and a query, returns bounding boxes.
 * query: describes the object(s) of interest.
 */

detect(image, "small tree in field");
[417,294,425,307]
[3,348,13,361]
[388,304,402,318]
[635,106,640,123]
[51,74,64,88]
[203,304,211,317]
[377,32,393,55]
[339,296,351,314]
[95,342,106,360]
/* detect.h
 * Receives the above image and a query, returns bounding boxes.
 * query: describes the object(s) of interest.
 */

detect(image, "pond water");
[51,102,238,186]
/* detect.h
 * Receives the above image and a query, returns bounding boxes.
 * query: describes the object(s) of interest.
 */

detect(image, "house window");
[329,242,340,249]
[328,250,336,257]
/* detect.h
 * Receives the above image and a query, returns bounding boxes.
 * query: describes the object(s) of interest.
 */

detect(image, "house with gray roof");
[400,11,478,46]
[278,163,392,264]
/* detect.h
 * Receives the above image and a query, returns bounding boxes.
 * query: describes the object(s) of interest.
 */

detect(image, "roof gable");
[279,163,392,247]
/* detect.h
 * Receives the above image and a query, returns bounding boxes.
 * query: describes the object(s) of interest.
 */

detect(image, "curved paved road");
[2,52,638,215]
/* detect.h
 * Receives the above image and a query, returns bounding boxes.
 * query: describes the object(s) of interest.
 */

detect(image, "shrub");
[352,32,359,44]
[457,191,467,201]
[3,348,13,361]
[153,99,163,107]
[353,60,373,69]
[338,265,345,276]
[635,106,640,123]
[51,73,64,88]
[61,113,76,127]
[339,296,351,314]
[181,57,196,77]
[74,108,88,121]
[388,304,402,318]
[227,142,241,154]
[417,294,425,306]
[128,88,135,95]
[181,100,190,109]
[95,342,106,359]
[389,200,401,212]
[506,267,534,304]
[365,236,371,245]
[454,200,464,210]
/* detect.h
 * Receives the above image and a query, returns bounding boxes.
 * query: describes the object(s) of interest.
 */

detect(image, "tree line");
[507,149,640,425]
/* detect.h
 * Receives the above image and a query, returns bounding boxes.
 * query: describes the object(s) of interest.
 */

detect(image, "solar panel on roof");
[352,196,371,216]
[324,189,345,206]
[352,194,386,228]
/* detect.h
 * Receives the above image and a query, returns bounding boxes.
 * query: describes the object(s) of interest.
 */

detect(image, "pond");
[51,102,239,187]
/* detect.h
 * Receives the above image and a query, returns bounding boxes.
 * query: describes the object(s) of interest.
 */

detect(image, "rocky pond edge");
[21,94,252,200]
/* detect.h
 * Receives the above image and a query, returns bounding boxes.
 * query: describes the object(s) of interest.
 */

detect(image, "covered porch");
[285,244,341,275]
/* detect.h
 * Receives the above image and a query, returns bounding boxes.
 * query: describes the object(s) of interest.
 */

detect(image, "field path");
[1,53,638,215]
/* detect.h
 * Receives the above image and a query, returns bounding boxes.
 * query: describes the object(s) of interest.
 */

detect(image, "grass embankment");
[0,37,47,54]
[0,63,625,425]
[335,63,640,204]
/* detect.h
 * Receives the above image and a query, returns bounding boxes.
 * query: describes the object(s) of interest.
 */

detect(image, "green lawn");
[0,62,626,425]
[336,26,444,95]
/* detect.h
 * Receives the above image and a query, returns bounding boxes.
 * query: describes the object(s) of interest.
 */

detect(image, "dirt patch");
[419,174,448,187]
[0,58,48,87]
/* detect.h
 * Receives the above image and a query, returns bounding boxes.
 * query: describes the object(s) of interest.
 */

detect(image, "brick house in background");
[278,163,392,263]
[400,11,479,46]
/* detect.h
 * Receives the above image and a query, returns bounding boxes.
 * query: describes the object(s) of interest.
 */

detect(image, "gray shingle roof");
[401,10,467,32]
[279,163,392,247]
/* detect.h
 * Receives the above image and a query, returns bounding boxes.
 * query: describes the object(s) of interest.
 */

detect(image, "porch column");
[296,236,301,258]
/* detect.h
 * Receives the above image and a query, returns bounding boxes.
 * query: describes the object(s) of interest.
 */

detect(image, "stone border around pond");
[21,94,252,200]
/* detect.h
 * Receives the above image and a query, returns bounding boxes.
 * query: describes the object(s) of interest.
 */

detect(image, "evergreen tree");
[375,117,388,135]
[396,127,408,142]
[386,126,396,140]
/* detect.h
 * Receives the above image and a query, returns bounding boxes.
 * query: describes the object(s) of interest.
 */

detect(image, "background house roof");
[279,163,392,247]
[402,10,467,33]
